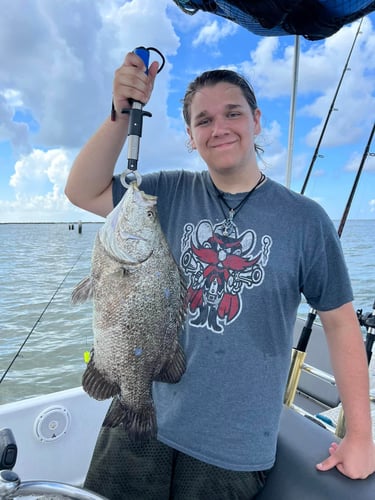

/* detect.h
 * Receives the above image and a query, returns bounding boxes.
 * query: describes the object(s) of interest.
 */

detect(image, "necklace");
[213,172,266,237]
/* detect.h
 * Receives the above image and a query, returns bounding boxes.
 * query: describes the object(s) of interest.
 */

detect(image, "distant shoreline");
[1,219,373,225]
[0,221,103,225]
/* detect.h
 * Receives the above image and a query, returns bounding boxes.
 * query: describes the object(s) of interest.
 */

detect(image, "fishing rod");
[284,122,375,409]
[300,18,363,195]
[118,46,165,188]
[286,19,370,408]
[0,251,85,385]
[337,122,374,236]
[357,300,375,364]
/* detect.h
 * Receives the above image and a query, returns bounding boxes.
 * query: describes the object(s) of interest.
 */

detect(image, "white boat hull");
[0,387,110,486]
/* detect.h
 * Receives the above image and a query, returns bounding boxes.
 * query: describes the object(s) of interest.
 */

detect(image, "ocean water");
[0,220,374,406]
[0,223,100,405]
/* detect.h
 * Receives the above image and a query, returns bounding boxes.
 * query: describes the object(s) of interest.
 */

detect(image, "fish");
[72,182,187,439]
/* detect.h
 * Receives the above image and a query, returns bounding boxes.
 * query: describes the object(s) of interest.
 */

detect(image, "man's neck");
[209,167,263,194]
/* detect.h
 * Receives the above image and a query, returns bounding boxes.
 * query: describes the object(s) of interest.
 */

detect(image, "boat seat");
[293,317,340,412]
[255,406,375,500]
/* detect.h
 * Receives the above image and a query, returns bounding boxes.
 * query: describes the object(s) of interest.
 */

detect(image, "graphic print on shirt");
[180,219,272,334]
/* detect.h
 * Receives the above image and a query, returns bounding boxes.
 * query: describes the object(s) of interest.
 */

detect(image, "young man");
[65,52,375,499]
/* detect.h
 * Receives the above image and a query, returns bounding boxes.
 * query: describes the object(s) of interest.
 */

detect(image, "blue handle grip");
[134,46,150,75]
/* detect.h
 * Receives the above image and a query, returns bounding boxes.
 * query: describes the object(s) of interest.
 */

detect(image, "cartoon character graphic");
[181,220,272,334]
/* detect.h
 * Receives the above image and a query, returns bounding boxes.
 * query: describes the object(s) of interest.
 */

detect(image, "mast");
[285,35,300,188]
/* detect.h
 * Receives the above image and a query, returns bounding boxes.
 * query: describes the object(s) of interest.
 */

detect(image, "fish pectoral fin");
[71,276,93,304]
[82,352,120,400]
[154,344,186,384]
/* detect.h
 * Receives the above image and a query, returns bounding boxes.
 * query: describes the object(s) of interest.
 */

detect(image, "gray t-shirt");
[112,170,353,471]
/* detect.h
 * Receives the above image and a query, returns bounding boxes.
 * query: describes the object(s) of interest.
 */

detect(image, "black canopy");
[173,0,375,40]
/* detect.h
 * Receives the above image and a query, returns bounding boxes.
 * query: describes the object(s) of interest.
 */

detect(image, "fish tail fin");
[82,351,120,400]
[103,398,157,440]
[155,343,186,383]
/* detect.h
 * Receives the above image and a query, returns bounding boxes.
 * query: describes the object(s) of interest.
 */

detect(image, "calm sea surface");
[0,220,374,405]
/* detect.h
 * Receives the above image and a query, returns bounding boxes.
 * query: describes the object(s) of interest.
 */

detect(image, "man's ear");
[253,108,261,135]
[186,127,196,150]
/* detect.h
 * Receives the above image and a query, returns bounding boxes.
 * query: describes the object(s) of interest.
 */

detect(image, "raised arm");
[64,52,159,217]
[316,302,375,479]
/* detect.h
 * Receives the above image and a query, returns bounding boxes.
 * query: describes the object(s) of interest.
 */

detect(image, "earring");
[186,139,194,153]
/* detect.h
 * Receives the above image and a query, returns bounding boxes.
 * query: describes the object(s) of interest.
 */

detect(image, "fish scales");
[72,182,187,439]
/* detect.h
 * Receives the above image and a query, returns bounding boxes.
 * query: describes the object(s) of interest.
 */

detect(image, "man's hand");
[113,51,159,116]
[316,435,375,479]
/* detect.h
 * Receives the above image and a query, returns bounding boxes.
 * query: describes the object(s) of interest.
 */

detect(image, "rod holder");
[284,349,307,407]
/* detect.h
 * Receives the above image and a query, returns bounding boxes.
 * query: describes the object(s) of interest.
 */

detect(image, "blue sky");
[0,0,374,222]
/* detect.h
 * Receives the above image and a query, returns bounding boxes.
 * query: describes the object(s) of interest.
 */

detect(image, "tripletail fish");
[72,182,187,439]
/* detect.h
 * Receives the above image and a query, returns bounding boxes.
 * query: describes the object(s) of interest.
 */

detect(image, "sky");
[0,0,374,223]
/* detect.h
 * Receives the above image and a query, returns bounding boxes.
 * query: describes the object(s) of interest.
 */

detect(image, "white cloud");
[240,37,293,97]
[0,147,102,223]
[0,0,181,151]
[258,119,287,179]
[193,20,237,47]
[0,93,31,154]
[0,1,374,222]
[344,149,375,172]
[299,19,375,148]
[9,148,72,198]
[239,18,375,150]
[370,199,375,212]
[0,0,187,222]
[244,18,375,98]
[0,193,93,223]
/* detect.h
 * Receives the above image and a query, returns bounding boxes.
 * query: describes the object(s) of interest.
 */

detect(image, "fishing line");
[0,250,86,385]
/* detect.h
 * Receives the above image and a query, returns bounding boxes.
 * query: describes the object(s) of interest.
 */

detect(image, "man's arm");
[64,52,159,217]
[316,302,375,479]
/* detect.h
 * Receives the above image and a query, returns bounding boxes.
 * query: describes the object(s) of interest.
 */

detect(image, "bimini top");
[172,0,375,40]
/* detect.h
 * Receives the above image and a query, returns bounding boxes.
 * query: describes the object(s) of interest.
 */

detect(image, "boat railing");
[0,470,108,500]
[285,308,375,437]
[300,362,336,386]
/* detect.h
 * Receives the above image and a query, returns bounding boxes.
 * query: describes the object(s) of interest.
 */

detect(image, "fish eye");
[146,210,154,218]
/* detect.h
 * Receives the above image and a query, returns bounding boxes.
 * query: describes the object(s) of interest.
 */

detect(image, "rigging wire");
[0,250,86,385]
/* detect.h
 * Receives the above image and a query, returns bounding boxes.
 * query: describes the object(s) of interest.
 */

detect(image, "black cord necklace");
[213,172,266,236]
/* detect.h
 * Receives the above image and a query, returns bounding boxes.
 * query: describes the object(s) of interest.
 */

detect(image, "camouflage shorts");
[84,424,269,500]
